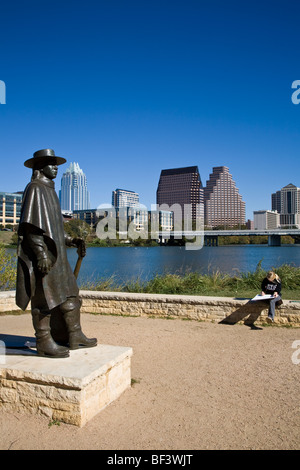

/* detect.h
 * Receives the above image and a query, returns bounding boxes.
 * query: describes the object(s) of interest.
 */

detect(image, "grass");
[79,263,300,300]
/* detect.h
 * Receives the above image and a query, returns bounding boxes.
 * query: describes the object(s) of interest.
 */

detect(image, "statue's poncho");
[16,177,79,311]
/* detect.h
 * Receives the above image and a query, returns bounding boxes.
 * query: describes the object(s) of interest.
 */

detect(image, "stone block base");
[0,344,133,427]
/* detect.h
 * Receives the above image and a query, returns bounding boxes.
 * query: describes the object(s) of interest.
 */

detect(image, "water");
[66,244,300,285]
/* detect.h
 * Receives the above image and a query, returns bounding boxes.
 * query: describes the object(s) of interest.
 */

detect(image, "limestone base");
[0,344,133,427]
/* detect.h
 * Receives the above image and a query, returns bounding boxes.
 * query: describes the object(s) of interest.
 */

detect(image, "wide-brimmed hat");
[24,149,67,169]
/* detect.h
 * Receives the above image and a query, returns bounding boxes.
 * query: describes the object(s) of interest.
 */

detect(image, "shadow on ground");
[219,299,270,329]
[0,333,37,356]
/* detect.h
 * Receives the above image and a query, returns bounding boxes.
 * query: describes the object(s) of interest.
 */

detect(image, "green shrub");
[0,244,17,290]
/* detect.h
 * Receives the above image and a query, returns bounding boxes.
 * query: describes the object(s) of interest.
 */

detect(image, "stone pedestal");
[0,344,133,427]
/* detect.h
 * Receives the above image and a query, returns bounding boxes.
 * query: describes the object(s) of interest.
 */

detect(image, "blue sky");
[0,0,300,220]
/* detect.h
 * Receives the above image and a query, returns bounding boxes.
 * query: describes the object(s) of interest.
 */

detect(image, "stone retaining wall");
[79,291,300,326]
[2,291,300,326]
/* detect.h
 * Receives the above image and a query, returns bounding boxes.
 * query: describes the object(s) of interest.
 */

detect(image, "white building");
[253,210,280,230]
[112,188,139,208]
[59,162,90,211]
[272,183,300,228]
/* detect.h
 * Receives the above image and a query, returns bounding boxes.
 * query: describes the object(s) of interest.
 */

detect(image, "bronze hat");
[24,149,67,169]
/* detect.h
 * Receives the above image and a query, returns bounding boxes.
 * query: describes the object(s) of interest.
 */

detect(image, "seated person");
[261,271,282,322]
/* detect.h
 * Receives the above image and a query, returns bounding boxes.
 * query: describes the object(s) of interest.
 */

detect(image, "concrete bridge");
[159,229,300,246]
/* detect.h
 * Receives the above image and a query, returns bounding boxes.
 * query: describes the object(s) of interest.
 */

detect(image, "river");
[65,244,300,285]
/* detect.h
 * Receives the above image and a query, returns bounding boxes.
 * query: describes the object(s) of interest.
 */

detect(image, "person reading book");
[261,271,282,323]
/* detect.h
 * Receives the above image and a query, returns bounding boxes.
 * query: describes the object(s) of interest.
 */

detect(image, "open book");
[251,294,275,301]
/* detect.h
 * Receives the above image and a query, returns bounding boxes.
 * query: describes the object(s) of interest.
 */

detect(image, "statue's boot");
[50,305,69,345]
[61,298,97,350]
[32,309,70,358]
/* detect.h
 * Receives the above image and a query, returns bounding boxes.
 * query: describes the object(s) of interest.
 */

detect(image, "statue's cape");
[16,178,78,311]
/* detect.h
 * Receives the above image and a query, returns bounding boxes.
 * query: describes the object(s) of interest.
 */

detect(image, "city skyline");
[59,162,300,224]
[1,1,300,221]
[68,162,299,225]
[1,159,299,224]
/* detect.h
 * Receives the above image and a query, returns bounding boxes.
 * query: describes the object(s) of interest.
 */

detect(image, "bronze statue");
[16,149,97,358]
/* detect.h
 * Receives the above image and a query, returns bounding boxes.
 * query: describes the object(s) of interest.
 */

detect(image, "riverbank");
[2,244,300,299]
[80,264,300,300]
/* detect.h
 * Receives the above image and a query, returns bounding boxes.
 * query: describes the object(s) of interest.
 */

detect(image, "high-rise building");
[204,166,246,227]
[253,210,280,230]
[271,183,300,227]
[156,166,204,223]
[112,189,139,208]
[59,162,90,212]
[271,190,281,213]
[0,191,23,227]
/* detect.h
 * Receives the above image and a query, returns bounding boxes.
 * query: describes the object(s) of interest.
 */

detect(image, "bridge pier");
[204,235,218,247]
[268,235,281,246]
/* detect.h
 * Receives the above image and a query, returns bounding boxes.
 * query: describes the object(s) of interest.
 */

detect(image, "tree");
[64,219,94,242]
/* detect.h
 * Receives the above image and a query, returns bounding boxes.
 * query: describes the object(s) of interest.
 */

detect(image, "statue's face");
[42,164,58,180]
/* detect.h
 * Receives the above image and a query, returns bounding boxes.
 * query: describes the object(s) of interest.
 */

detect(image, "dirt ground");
[0,312,299,450]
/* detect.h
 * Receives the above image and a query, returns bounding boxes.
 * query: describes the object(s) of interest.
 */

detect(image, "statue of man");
[16,149,97,358]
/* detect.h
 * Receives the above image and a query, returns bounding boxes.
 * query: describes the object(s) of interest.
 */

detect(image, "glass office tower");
[60,162,90,211]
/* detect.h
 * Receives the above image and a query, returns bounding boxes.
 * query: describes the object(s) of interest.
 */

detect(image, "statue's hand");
[72,237,86,258]
[37,257,52,274]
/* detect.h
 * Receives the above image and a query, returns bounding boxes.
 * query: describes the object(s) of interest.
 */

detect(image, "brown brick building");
[204,166,245,227]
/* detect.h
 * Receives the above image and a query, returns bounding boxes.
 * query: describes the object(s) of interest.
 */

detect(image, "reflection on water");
[67,245,300,284]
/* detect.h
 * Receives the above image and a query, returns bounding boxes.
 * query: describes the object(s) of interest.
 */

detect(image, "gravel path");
[0,313,299,450]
